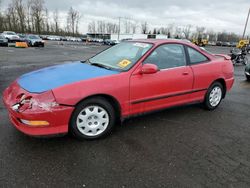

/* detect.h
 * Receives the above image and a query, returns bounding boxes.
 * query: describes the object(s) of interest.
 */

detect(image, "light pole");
[242,8,250,39]
[118,17,121,41]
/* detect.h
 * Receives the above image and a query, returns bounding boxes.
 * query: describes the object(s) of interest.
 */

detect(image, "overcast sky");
[1,0,250,35]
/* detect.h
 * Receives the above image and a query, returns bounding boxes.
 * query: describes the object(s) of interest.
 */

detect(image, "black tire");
[27,41,32,47]
[70,97,116,140]
[203,82,224,110]
[246,75,250,81]
[243,57,248,65]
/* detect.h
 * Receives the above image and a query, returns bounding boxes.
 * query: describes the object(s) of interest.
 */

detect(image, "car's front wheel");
[70,97,116,140]
[204,82,224,110]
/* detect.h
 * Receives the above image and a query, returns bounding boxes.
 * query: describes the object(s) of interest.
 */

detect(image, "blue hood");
[18,62,118,93]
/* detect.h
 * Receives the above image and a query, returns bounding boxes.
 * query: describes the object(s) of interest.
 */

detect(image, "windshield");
[7,32,15,35]
[88,42,153,71]
[29,35,40,39]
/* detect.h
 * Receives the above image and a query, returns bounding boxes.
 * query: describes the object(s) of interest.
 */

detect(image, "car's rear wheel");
[243,57,248,65]
[70,97,116,140]
[204,82,223,110]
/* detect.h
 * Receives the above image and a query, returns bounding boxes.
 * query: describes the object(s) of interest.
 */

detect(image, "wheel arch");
[74,94,122,121]
[211,78,227,98]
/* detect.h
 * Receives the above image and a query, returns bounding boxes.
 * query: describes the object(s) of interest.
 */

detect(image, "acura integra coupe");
[3,39,234,140]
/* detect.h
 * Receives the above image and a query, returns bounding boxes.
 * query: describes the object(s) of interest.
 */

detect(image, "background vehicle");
[60,36,68,41]
[192,38,208,46]
[103,39,116,45]
[0,35,8,47]
[216,41,222,46]
[237,39,249,49]
[2,31,20,42]
[24,35,45,47]
[47,35,61,41]
[245,63,250,81]
[230,48,248,65]
[222,42,231,47]
[229,42,237,47]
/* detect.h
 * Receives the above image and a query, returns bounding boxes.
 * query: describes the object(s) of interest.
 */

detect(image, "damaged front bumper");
[2,81,74,136]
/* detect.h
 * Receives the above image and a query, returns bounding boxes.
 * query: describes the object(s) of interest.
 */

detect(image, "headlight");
[13,91,58,112]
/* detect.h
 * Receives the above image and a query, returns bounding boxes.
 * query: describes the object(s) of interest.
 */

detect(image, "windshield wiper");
[90,62,111,70]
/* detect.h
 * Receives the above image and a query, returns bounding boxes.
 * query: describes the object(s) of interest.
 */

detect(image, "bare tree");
[131,23,137,34]
[5,3,18,31]
[105,22,118,34]
[26,0,32,32]
[75,12,81,35]
[44,8,50,33]
[207,30,217,41]
[124,19,131,34]
[159,24,174,36]
[12,0,26,32]
[53,9,59,33]
[141,21,148,34]
[0,0,4,31]
[67,7,80,36]
[88,21,96,33]
[30,0,45,34]
[175,26,182,38]
[182,24,192,39]
[97,20,105,33]
[196,26,206,36]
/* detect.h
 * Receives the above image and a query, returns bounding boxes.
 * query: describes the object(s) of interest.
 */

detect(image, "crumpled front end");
[2,81,74,136]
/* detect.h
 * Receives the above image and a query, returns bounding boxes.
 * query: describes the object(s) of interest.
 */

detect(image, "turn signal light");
[20,119,49,127]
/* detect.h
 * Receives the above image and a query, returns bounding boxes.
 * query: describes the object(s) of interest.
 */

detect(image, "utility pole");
[242,8,250,39]
[118,17,121,41]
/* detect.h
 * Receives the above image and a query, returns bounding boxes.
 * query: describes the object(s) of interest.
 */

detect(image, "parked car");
[40,35,49,40]
[47,35,61,41]
[18,34,27,42]
[2,31,20,42]
[216,41,222,46]
[103,39,116,45]
[208,41,216,46]
[3,39,234,140]
[229,42,237,47]
[245,62,250,81]
[81,37,87,42]
[121,38,133,42]
[0,35,8,46]
[60,36,67,41]
[24,35,45,47]
[222,42,231,47]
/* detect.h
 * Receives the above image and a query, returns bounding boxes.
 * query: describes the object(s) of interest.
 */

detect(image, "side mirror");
[141,64,159,74]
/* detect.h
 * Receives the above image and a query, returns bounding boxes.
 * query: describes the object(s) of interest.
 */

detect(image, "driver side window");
[143,44,186,69]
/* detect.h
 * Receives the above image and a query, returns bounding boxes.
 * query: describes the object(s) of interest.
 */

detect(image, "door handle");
[182,72,189,75]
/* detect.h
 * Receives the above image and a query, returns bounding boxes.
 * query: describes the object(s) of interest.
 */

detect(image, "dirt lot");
[0,41,250,188]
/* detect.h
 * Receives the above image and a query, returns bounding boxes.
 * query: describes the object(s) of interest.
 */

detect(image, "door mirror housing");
[141,64,159,74]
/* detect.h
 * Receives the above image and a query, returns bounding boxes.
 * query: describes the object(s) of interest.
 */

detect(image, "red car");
[3,39,234,140]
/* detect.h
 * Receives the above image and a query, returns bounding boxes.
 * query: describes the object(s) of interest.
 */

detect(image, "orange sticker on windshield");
[118,59,131,68]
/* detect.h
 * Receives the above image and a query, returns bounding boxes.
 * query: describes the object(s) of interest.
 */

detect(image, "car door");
[186,47,216,101]
[129,43,194,115]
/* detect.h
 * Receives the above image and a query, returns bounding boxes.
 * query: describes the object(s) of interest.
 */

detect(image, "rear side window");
[188,47,208,64]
